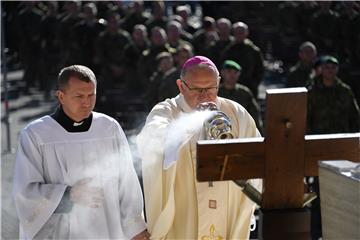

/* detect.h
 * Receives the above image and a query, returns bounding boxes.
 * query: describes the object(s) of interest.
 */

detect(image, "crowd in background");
[2,1,360,104]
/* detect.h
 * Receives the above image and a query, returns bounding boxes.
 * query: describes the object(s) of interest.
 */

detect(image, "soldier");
[57,1,83,66]
[286,41,317,88]
[145,0,168,32]
[208,18,234,67]
[39,1,61,100]
[307,55,360,240]
[95,11,131,93]
[157,43,194,103]
[137,27,175,91]
[222,22,265,99]
[123,24,150,91]
[175,4,197,34]
[146,52,176,110]
[192,16,216,55]
[307,55,359,134]
[74,3,105,71]
[309,1,340,56]
[16,1,43,93]
[121,1,149,33]
[218,60,263,133]
[166,20,193,49]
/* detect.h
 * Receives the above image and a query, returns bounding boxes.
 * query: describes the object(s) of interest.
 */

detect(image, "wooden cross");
[196,87,360,209]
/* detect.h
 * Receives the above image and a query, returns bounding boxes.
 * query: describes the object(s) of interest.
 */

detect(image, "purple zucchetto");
[180,56,219,79]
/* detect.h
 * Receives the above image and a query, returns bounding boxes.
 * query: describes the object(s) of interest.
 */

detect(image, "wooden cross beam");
[197,88,360,209]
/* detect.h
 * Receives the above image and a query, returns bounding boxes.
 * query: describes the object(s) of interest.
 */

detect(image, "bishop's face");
[177,66,220,109]
[57,77,96,122]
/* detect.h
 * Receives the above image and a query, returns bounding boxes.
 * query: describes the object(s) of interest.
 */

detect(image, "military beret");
[321,55,339,65]
[222,60,242,72]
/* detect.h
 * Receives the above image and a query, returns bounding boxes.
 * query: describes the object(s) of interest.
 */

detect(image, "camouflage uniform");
[307,76,360,134]
[218,83,263,133]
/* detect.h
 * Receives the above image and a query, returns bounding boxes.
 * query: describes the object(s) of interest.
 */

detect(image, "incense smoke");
[138,110,213,171]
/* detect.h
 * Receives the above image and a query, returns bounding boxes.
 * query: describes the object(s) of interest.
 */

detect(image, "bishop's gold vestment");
[137,95,262,239]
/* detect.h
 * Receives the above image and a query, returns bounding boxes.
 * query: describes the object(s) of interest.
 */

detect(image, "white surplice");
[137,94,262,239]
[13,112,146,239]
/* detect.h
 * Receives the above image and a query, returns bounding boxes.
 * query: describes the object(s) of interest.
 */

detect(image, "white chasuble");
[13,112,146,239]
[137,95,263,239]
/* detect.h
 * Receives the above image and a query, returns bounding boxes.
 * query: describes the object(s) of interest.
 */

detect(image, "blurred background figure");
[121,0,149,33]
[74,2,105,72]
[166,20,192,49]
[57,1,82,66]
[137,26,175,92]
[123,24,150,92]
[192,16,216,55]
[207,18,234,67]
[145,51,176,110]
[16,1,43,94]
[309,1,340,56]
[95,10,131,94]
[286,41,317,88]
[145,0,168,31]
[157,43,194,103]
[39,1,61,100]
[222,22,265,99]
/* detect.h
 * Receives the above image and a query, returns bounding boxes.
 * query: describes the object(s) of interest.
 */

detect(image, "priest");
[13,65,150,239]
[137,56,262,239]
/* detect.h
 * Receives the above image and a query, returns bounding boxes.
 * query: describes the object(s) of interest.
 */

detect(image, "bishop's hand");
[70,178,104,208]
[196,102,218,111]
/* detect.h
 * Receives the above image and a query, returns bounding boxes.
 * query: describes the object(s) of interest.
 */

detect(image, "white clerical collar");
[175,94,221,113]
[73,121,84,126]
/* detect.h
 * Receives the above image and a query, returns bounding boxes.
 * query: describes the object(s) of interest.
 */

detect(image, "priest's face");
[177,66,220,109]
[57,77,96,122]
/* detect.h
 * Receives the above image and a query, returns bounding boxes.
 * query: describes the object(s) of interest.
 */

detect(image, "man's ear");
[176,79,184,94]
[56,90,65,105]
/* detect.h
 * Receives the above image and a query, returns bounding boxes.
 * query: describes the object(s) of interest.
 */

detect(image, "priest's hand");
[132,230,150,240]
[70,178,104,208]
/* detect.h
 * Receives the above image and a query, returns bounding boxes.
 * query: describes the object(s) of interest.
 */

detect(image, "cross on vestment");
[196,87,360,239]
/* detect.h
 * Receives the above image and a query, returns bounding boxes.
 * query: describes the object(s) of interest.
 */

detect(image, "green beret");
[222,60,242,71]
[321,55,339,65]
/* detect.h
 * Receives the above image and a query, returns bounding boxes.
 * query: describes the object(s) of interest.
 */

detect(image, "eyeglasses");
[181,80,218,95]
